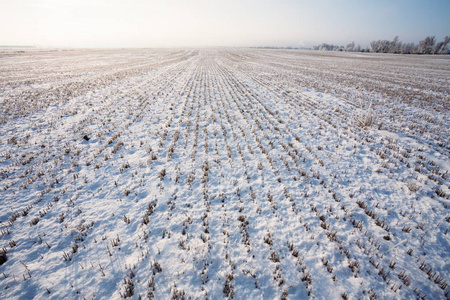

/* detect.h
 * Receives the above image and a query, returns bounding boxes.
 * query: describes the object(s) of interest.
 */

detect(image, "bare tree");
[432,36,450,54]
[346,41,355,52]
[418,36,436,54]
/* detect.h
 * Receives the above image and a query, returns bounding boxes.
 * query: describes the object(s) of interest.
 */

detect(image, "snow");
[0,48,449,299]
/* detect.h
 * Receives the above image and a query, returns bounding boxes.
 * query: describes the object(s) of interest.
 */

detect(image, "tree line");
[313,36,449,54]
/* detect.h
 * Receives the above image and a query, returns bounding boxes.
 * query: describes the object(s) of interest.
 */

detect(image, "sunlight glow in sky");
[1,0,449,48]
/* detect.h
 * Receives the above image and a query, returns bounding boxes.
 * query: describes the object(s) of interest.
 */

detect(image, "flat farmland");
[0,49,449,299]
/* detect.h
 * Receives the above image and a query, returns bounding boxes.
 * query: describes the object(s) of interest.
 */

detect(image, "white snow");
[0,49,449,299]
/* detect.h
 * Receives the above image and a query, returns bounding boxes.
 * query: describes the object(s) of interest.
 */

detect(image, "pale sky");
[1,0,449,48]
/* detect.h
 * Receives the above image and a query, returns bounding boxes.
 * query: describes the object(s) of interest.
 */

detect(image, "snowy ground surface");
[0,49,449,299]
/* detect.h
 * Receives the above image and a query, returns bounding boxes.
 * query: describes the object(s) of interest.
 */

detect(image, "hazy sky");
[1,0,449,48]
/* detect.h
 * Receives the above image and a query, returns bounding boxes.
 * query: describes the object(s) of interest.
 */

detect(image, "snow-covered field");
[0,49,449,299]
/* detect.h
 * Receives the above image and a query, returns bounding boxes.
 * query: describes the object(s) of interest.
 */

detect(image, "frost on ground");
[0,49,449,299]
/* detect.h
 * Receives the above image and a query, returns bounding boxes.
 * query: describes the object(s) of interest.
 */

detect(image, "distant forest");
[314,36,450,54]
